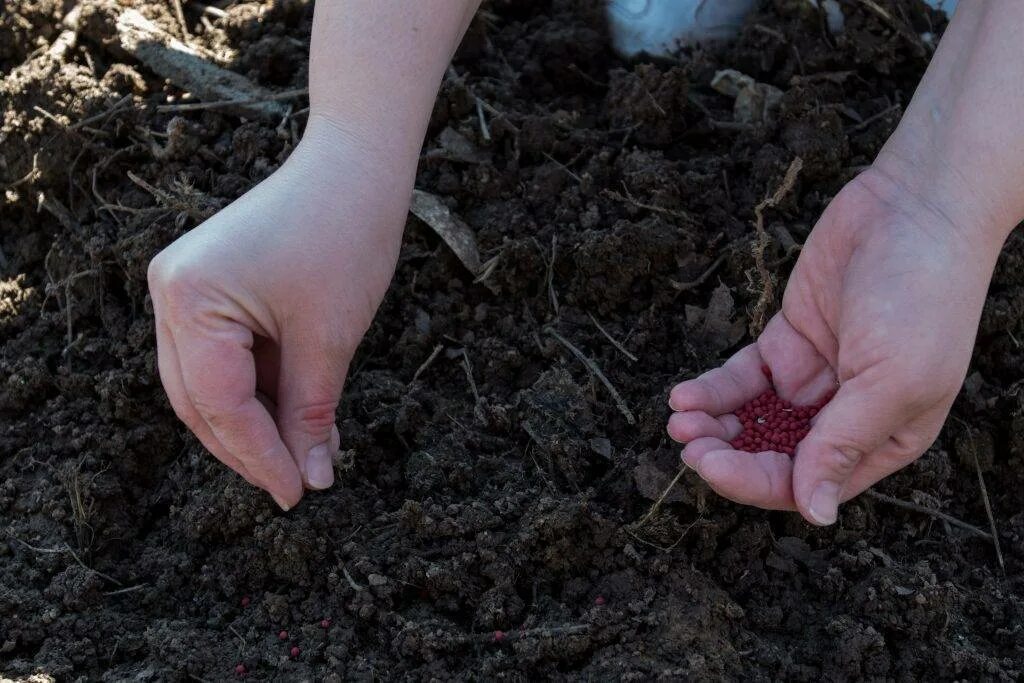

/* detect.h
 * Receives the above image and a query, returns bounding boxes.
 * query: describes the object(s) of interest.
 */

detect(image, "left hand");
[666,166,1001,525]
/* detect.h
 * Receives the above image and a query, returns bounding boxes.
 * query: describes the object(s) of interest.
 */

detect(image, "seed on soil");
[234,663,247,676]
[320,618,331,629]
[595,595,606,606]
[278,630,288,640]
[240,596,251,608]
[729,385,833,455]
[493,630,506,643]
[290,645,301,659]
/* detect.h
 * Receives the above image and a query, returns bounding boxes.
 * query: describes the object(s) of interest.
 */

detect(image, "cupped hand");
[667,167,1002,525]
[148,117,413,510]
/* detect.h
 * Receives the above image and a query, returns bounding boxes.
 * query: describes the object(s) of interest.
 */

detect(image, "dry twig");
[171,0,191,40]
[589,313,638,362]
[632,465,688,529]
[671,252,728,292]
[864,489,993,541]
[85,6,289,120]
[157,88,309,114]
[11,537,122,586]
[603,186,693,224]
[970,450,1005,572]
[545,327,635,425]
[410,344,444,385]
[460,349,481,404]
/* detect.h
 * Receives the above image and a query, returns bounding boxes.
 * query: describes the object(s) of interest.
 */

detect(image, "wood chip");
[96,7,287,121]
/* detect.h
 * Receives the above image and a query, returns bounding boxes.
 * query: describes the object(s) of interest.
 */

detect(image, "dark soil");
[2,0,1023,680]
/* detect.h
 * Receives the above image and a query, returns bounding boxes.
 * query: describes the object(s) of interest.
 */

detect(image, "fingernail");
[306,443,335,490]
[809,481,840,525]
[272,492,292,512]
[680,449,699,468]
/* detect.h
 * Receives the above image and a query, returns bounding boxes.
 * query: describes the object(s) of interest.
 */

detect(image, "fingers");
[757,313,837,405]
[155,323,259,487]
[667,411,741,443]
[669,344,770,414]
[682,438,797,510]
[173,320,304,511]
[274,331,348,491]
[791,372,913,525]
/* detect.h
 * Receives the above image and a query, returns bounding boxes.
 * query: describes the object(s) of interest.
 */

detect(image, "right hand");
[148,116,413,510]
[667,166,1004,525]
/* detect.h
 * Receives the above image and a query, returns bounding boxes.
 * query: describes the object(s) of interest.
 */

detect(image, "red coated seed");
[240,596,251,608]
[320,619,331,629]
[730,385,831,455]
[290,646,300,659]
[235,663,247,676]
[494,630,506,643]
[595,595,606,606]
[278,630,288,641]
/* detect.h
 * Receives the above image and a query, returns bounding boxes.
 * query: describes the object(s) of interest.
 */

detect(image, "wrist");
[273,115,417,245]
[871,138,1017,254]
[298,112,421,177]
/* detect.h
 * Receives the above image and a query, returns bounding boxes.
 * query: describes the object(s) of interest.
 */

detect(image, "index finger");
[155,322,259,486]
[669,344,770,415]
[173,318,303,511]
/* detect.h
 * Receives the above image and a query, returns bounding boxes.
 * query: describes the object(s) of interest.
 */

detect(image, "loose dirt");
[2,0,1022,680]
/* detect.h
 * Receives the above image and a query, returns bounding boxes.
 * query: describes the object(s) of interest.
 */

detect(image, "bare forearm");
[305,0,480,164]
[876,0,1024,247]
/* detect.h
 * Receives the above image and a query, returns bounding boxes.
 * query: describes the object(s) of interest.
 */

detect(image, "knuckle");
[191,394,244,427]
[148,253,207,318]
[147,251,167,290]
[243,442,281,471]
[696,377,725,412]
[825,444,864,475]
[290,400,339,434]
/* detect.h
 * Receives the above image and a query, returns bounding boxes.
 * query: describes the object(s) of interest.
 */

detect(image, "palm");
[668,170,994,521]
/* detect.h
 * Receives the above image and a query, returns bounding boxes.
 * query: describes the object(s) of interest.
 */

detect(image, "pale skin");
[149,1,1023,517]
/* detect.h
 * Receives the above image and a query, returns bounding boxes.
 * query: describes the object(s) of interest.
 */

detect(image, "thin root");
[864,489,993,541]
[545,327,635,425]
[749,156,802,334]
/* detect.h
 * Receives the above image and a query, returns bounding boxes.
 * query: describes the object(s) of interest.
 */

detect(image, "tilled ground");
[1,0,1022,680]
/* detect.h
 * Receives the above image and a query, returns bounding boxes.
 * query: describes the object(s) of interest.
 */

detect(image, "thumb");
[792,374,910,526]
[276,332,349,491]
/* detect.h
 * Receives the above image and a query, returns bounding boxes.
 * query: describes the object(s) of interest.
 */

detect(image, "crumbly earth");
[2,0,1022,680]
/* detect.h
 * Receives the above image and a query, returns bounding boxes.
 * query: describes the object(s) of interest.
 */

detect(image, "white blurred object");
[808,0,845,33]
[607,0,756,58]
[607,0,957,58]
[925,0,958,14]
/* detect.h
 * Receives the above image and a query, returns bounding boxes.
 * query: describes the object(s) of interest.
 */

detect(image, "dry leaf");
[409,190,482,275]
[711,68,783,125]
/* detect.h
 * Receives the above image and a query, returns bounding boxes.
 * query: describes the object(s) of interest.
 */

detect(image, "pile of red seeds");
[729,366,830,455]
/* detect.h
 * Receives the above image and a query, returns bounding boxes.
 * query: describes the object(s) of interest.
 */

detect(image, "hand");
[148,117,412,510]
[667,167,1002,525]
